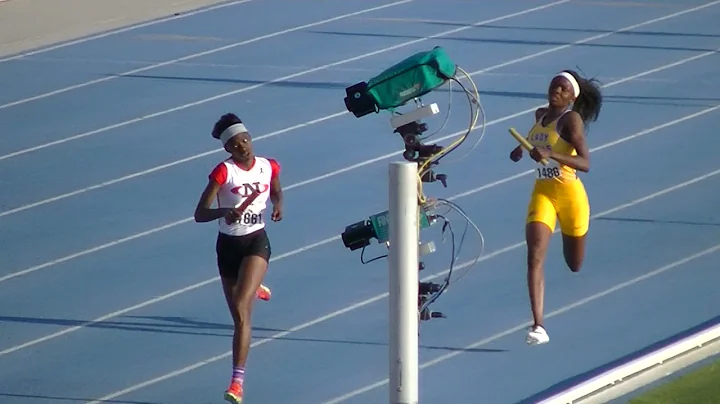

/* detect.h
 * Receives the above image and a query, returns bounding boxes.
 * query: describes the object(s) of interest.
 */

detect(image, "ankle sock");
[232,366,245,385]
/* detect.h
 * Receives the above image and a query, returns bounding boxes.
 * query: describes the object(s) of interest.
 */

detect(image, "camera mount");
[338,45,486,404]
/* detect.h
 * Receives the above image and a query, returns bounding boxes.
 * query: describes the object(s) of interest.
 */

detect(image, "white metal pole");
[388,161,419,404]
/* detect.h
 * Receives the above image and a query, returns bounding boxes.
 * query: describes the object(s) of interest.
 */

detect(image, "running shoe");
[256,284,271,301]
[526,324,549,345]
[224,381,244,404]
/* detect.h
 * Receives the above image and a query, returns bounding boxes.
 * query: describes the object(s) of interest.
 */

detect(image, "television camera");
[344,46,454,188]
[339,46,485,323]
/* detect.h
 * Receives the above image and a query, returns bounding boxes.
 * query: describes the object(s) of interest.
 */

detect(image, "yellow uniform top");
[526,110,579,184]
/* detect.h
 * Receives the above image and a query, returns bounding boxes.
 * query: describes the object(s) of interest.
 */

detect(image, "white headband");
[219,123,248,145]
[554,72,580,98]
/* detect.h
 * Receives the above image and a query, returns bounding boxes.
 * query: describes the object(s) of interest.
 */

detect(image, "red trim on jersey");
[209,162,228,184]
[211,157,278,184]
[268,158,280,180]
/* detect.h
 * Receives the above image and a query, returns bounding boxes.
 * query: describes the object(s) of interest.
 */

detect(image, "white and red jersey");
[209,156,280,236]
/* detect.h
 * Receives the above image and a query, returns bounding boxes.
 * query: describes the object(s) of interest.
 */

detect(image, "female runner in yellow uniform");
[509,69,603,345]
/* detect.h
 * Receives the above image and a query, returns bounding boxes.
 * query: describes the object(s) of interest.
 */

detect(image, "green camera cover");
[366,46,457,110]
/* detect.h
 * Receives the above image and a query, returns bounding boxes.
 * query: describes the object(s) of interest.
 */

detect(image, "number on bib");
[241,212,263,225]
[536,166,561,180]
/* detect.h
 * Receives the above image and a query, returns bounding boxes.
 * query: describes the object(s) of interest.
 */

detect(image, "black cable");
[419,198,484,316]
[419,214,457,314]
[436,198,485,284]
[360,245,387,264]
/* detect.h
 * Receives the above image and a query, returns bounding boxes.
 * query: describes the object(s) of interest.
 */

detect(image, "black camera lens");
[341,220,376,251]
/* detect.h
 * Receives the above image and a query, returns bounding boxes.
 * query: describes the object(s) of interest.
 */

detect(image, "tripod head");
[395,121,447,188]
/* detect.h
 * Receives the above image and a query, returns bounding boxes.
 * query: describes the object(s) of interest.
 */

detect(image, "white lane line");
[0,0,414,112]
[2,41,717,221]
[1,50,718,286]
[1,104,717,368]
[89,167,720,404]
[0,0,571,161]
[2,3,717,218]
[5,0,717,163]
[322,245,720,403]
[0,112,348,218]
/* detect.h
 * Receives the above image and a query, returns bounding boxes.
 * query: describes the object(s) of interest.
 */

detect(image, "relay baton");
[226,189,261,224]
[508,127,548,166]
[235,189,261,210]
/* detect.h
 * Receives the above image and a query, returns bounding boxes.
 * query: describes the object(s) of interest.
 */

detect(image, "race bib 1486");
[536,163,562,180]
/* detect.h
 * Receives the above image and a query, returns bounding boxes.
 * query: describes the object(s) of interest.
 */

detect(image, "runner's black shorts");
[215,228,271,279]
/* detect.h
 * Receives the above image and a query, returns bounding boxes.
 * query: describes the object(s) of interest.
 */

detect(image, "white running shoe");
[526,325,549,345]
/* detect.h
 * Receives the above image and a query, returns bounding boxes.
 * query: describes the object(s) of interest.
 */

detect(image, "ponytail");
[563,69,603,126]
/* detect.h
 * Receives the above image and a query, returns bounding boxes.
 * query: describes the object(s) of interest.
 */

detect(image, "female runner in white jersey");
[194,113,283,404]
